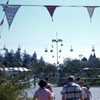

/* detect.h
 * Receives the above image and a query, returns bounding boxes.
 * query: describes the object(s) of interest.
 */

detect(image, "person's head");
[38,80,47,88]
[78,81,83,87]
[87,86,90,90]
[75,77,81,84]
[47,85,53,92]
[68,75,75,82]
[34,76,37,80]
[76,77,80,81]
[45,77,50,83]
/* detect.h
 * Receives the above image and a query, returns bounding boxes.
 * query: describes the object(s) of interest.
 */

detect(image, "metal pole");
[52,33,63,68]
[56,33,58,68]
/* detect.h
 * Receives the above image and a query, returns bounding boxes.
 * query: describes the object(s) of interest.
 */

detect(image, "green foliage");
[62,59,82,74]
[1,46,100,88]
[44,64,57,75]
[0,83,19,100]
[0,71,32,100]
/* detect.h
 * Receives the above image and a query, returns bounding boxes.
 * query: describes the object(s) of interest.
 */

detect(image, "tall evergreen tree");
[15,46,22,66]
[38,56,45,66]
[22,50,31,68]
[31,51,37,67]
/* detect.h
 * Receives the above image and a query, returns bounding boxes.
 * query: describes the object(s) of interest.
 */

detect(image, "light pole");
[52,33,63,68]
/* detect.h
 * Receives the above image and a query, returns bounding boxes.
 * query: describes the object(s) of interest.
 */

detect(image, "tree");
[81,57,87,61]
[3,49,15,67]
[15,46,22,66]
[62,59,83,75]
[31,51,38,67]
[22,50,31,68]
[38,56,45,66]
[44,64,57,76]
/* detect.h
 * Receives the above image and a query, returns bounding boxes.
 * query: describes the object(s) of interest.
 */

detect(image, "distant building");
[81,67,100,73]
[0,67,31,76]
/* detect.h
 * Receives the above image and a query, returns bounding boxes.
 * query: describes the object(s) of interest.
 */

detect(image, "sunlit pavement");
[27,81,100,100]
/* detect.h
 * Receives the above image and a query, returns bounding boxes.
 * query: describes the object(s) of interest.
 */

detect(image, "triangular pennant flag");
[86,6,95,22]
[2,5,20,28]
[45,6,58,21]
[6,0,9,4]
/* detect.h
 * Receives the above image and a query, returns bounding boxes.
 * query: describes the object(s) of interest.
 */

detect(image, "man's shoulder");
[64,82,80,86]
[63,83,81,90]
[73,83,80,86]
[47,83,51,86]
[82,86,87,89]
[45,88,51,92]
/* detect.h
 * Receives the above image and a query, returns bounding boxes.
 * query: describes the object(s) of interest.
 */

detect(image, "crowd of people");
[33,76,92,100]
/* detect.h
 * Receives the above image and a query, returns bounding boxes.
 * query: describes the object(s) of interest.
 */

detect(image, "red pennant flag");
[0,17,5,26]
[45,6,58,21]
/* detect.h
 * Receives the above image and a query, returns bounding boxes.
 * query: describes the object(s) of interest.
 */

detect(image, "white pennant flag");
[86,6,95,22]
[2,5,20,28]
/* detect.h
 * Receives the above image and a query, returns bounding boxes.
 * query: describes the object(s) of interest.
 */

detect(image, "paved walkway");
[27,81,100,100]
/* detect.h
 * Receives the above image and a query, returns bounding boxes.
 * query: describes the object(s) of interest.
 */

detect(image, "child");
[47,85,55,100]
[87,86,92,100]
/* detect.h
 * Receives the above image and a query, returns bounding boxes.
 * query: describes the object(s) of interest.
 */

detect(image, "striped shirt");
[61,82,82,100]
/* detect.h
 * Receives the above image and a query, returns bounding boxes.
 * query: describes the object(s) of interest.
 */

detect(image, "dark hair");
[78,81,83,85]
[38,80,47,88]
[76,77,80,81]
[87,86,90,89]
[45,77,50,81]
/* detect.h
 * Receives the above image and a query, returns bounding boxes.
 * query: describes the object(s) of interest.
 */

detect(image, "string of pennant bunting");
[0,4,99,29]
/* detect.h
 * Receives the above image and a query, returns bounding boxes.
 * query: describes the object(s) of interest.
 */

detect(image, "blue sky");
[0,0,100,64]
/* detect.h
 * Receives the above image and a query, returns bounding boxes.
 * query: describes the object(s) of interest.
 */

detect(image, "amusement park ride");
[44,33,73,68]
[45,34,95,67]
